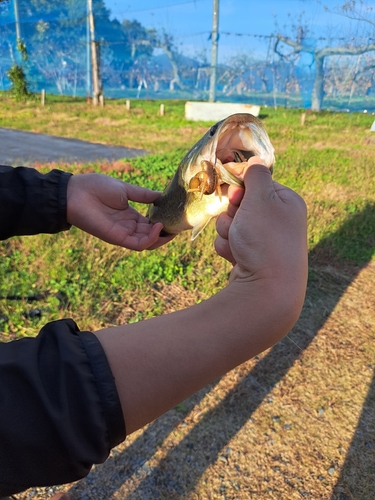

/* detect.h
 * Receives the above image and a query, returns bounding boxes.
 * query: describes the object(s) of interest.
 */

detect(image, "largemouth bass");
[148,113,275,240]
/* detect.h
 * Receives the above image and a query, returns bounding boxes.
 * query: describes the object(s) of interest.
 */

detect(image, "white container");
[185,101,261,122]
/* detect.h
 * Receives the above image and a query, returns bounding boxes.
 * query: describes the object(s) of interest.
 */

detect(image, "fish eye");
[209,123,219,137]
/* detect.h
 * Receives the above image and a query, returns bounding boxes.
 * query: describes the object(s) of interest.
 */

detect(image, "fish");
[148,113,275,240]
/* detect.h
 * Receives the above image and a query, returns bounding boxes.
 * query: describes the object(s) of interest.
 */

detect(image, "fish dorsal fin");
[191,216,212,240]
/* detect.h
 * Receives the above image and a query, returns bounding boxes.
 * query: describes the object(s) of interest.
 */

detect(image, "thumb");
[240,158,274,205]
[125,183,162,204]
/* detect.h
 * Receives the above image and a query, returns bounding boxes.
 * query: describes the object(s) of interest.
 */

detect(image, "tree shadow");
[68,376,224,498]
[331,370,375,500]
[69,203,375,499]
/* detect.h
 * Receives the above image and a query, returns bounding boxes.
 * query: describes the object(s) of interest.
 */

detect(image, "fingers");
[146,224,176,250]
[216,158,271,239]
[226,186,244,217]
[214,235,235,265]
[147,233,175,250]
[67,172,174,251]
[134,222,165,251]
[118,222,174,252]
[241,161,273,199]
[215,209,236,264]
[226,157,270,210]
[216,211,232,239]
[215,153,307,293]
[215,157,278,266]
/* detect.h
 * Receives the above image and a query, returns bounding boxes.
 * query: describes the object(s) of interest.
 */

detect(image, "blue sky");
[102,0,371,61]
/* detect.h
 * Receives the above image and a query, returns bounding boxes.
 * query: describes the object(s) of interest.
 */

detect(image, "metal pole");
[86,1,91,98]
[14,0,21,40]
[88,0,100,105]
[209,0,219,102]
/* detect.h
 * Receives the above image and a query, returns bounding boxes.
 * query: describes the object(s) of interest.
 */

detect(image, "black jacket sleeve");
[0,319,126,497]
[0,165,72,240]
[0,165,126,495]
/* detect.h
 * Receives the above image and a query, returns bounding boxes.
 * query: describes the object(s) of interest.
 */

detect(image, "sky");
[102,0,374,62]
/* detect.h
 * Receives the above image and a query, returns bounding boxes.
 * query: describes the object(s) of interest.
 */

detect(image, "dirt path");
[0,127,146,166]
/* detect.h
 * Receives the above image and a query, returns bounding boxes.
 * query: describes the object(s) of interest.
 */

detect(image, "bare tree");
[220,54,253,96]
[124,29,185,91]
[275,34,375,110]
[336,0,375,29]
[275,2,375,110]
[155,31,185,91]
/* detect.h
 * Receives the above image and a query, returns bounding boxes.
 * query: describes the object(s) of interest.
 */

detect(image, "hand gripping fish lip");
[148,113,275,240]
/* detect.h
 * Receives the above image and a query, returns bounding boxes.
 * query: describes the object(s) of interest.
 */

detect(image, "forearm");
[94,273,306,435]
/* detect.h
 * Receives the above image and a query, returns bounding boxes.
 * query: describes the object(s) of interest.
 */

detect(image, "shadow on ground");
[69,203,375,500]
[331,342,375,500]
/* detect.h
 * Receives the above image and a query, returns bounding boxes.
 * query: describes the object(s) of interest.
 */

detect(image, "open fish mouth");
[198,113,275,184]
[148,113,275,240]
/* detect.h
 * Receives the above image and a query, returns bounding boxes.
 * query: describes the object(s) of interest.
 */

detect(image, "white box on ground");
[185,101,261,122]
[370,120,375,132]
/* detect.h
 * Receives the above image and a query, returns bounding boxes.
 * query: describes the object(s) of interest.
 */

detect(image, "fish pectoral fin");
[191,216,213,240]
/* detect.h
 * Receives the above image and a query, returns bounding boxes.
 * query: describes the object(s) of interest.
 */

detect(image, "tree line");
[0,0,374,111]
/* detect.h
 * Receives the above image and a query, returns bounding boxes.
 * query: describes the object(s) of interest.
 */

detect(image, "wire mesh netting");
[1,0,375,112]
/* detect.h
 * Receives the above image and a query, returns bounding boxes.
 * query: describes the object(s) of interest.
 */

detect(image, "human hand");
[95,160,308,435]
[67,173,174,251]
[215,157,308,286]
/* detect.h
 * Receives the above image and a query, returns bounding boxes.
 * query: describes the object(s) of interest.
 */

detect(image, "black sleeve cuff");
[0,319,125,496]
[79,329,126,449]
[0,165,73,240]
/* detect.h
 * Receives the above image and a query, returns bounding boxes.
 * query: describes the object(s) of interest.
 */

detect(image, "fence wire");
[1,0,375,112]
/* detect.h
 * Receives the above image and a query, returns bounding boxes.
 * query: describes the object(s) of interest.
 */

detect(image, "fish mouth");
[199,114,275,186]
[149,113,275,239]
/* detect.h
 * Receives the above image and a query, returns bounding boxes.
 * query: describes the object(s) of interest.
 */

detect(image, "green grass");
[0,97,374,335]
[2,96,375,500]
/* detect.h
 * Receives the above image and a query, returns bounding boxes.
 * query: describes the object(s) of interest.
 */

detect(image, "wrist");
[66,174,82,227]
[66,174,75,226]
[221,268,307,342]
[59,171,74,231]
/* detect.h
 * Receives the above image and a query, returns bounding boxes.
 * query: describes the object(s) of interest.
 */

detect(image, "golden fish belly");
[185,192,229,228]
